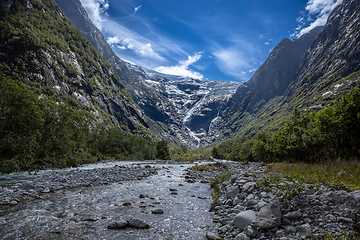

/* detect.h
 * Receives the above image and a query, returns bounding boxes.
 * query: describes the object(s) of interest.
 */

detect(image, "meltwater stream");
[0,161,217,239]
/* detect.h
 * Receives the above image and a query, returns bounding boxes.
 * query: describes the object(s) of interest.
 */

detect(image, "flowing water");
[0,161,216,239]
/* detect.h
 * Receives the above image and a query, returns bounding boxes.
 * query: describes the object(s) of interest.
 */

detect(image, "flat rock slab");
[127,218,150,229]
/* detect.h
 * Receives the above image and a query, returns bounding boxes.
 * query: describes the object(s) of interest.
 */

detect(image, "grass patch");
[267,160,360,192]
[210,168,233,206]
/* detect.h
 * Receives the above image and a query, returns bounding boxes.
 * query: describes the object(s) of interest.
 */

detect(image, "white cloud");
[80,0,109,30]
[211,40,257,81]
[292,0,342,37]
[156,52,204,79]
[134,5,142,14]
[137,43,164,60]
[107,36,121,45]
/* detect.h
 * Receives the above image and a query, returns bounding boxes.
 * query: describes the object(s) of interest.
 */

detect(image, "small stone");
[108,220,128,229]
[234,233,250,240]
[251,200,282,230]
[139,194,149,198]
[9,200,18,206]
[206,232,221,240]
[122,202,131,206]
[151,209,164,214]
[219,218,233,225]
[283,211,302,220]
[244,225,257,237]
[296,223,311,236]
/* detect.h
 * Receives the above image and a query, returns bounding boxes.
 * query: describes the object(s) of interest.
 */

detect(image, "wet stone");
[151,209,164,214]
[108,220,128,229]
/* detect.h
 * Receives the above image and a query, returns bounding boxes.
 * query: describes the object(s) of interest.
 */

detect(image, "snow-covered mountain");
[126,62,242,147]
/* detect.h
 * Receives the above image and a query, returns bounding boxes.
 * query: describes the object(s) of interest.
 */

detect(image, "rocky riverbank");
[0,163,158,206]
[191,161,360,240]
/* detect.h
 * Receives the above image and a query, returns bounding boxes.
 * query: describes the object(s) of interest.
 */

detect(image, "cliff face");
[216,0,360,140]
[284,0,360,108]
[0,0,149,134]
[225,27,323,117]
[55,0,240,147]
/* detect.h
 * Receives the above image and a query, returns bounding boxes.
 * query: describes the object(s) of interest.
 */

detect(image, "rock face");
[1,0,149,134]
[217,0,360,140]
[284,0,360,104]
[54,0,241,147]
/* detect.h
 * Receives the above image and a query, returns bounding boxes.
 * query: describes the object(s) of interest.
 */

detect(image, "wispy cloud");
[292,0,342,37]
[79,0,109,30]
[156,52,204,79]
[211,40,258,81]
[134,5,142,14]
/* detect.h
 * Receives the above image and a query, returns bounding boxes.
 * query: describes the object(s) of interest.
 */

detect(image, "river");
[0,161,217,239]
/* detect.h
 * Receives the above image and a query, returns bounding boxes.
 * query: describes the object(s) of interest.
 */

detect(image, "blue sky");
[79,0,342,82]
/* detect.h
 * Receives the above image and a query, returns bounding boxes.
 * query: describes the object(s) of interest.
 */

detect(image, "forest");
[0,75,170,173]
[212,85,360,163]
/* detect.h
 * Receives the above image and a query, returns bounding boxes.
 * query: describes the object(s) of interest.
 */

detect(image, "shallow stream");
[0,161,216,239]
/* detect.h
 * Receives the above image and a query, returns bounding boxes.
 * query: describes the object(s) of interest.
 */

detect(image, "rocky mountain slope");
[127,64,242,147]
[0,0,149,134]
[283,0,360,108]
[54,0,241,148]
[213,0,360,142]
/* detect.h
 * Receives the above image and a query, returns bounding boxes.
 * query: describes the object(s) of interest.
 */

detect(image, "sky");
[79,0,342,82]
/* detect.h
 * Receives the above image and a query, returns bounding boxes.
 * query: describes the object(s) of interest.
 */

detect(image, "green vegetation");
[210,169,232,205]
[212,85,360,163]
[0,0,148,135]
[171,144,211,162]
[0,76,170,173]
[266,161,360,192]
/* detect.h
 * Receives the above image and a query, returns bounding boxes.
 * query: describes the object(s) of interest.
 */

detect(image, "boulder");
[127,218,150,229]
[234,210,256,230]
[251,200,282,229]
[108,220,128,229]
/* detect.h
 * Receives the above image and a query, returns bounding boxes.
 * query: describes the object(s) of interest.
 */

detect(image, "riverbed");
[0,161,217,239]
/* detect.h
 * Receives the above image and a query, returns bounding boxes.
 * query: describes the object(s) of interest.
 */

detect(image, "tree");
[156,139,170,159]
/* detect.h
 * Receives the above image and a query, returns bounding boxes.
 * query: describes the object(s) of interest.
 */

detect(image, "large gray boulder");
[251,200,282,229]
[234,210,256,230]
